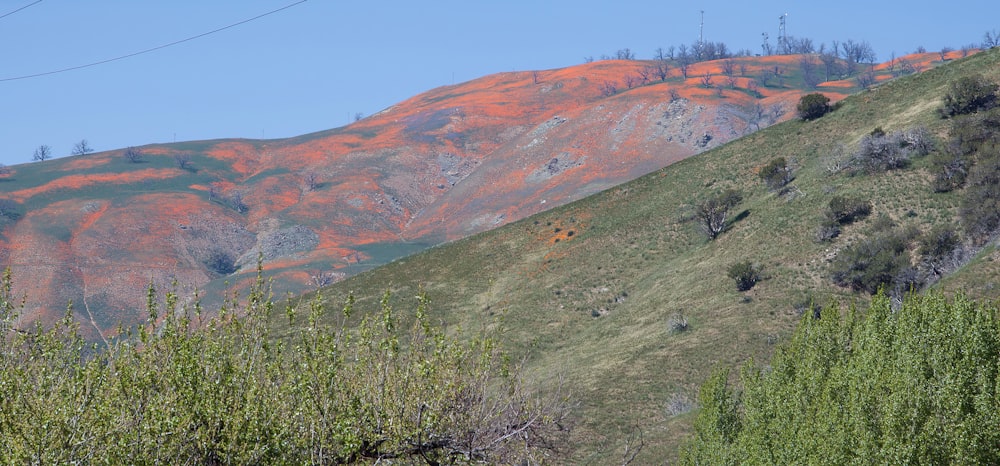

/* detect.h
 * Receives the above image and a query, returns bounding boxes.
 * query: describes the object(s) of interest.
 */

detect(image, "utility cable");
[0,0,41,21]
[0,0,307,82]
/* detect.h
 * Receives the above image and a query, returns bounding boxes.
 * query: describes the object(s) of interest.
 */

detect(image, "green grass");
[273,48,1000,463]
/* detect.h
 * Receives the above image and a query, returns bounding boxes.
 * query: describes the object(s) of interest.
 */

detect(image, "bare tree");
[678,60,691,79]
[620,424,645,466]
[353,112,364,122]
[532,70,540,84]
[938,46,954,61]
[301,171,321,191]
[208,182,222,201]
[785,36,815,54]
[700,73,713,88]
[695,189,743,240]
[174,153,192,170]
[32,145,51,162]
[122,147,143,163]
[721,59,736,77]
[985,30,1000,48]
[599,80,618,97]
[636,67,651,84]
[654,47,668,61]
[856,71,877,89]
[666,45,675,59]
[230,191,248,213]
[758,68,775,87]
[746,79,760,97]
[669,88,681,102]
[820,51,841,81]
[71,139,93,156]
[800,57,822,88]
[738,62,748,77]
[841,39,876,73]
[615,48,635,60]
[727,75,738,89]
[653,60,670,81]
[624,74,641,89]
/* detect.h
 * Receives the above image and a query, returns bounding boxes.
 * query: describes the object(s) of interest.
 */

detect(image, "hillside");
[0,51,913,339]
[277,48,1000,463]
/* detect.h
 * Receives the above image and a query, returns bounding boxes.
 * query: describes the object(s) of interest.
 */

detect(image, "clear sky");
[1,0,996,166]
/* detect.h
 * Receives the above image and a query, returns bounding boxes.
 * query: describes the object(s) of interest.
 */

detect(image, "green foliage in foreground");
[0,269,569,464]
[682,293,1000,465]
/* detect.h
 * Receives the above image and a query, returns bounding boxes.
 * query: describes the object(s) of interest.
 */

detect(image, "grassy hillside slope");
[2,52,880,340]
[278,48,1000,463]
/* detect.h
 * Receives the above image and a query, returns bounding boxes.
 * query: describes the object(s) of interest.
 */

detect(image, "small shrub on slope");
[940,74,999,117]
[796,93,831,120]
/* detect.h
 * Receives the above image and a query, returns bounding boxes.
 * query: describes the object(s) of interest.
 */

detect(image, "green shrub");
[940,74,999,117]
[727,260,761,292]
[826,195,872,224]
[929,150,970,192]
[758,157,792,191]
[959,151,1000,244]
[797,93,831,120]
[0,271,570,463]
[829,229,918,294]
[682,293,1000,465]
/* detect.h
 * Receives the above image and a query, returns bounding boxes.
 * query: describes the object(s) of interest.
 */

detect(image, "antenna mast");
[778,13,788,54]
[699,10,704,45]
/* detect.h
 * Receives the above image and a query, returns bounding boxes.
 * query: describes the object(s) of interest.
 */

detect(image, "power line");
[0,0,41,21]
[0,0,307,82]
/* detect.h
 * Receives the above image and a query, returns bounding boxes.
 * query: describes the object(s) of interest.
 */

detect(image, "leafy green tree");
[796,93,831,120]
[940,74,999,117]
[682,293,1000,465]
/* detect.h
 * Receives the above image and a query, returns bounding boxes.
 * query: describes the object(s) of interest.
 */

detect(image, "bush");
[0,199,23,223]
[830,229,918,294]
[826,195,872,225]
[727,260,762,292]
[849,128,929,174]
[959,152,1000,244]
[797,93,831,120]
[814,218,841,242]
[695,189,743,240]
[929,150,970,192]
[759,157,792,191]
[204,249,237,275]
[667,312,689,333]
[940,74,999,117]
[0,272,570,463]
[918,225,962,278]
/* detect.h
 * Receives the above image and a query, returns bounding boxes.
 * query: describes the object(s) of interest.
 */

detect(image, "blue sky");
[0,0,996,166]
